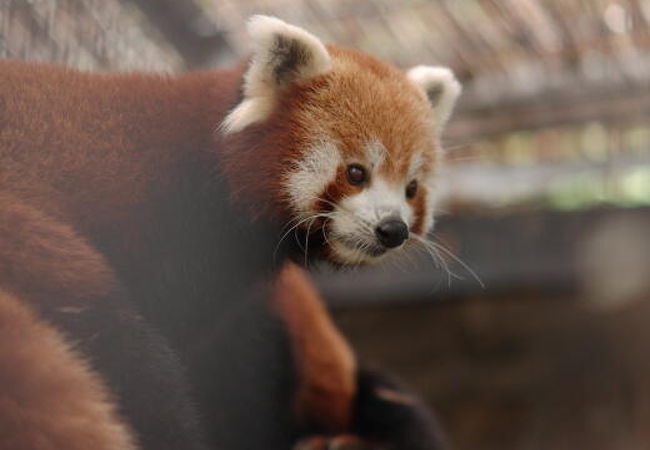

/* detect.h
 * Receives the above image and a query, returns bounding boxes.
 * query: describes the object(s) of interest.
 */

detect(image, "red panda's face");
[221,16,460,266]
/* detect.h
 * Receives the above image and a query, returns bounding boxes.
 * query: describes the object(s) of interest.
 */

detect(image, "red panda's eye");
[406,180,418,199]
[346,164,367,186]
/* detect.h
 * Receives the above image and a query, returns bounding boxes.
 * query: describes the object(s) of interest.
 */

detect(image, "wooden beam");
[448,87,650,141]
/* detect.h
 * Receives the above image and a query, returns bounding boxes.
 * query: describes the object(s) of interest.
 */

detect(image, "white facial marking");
[323,141,437,264]
[407,153,424,181]
[366,140,387,169]
[285,140,341,218]
[328,175,414,265]
[339,176,414,229]
[421,171,438,235]
[326,144,443,264]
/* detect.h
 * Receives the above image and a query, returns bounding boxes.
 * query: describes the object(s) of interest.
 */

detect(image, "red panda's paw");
[294,435,377,450]
[352,369,449,450]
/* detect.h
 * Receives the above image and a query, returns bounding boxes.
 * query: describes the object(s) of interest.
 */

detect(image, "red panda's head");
[220,16,461,265]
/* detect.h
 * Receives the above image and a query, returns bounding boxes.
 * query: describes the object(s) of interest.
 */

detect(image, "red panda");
[0,15,459,450]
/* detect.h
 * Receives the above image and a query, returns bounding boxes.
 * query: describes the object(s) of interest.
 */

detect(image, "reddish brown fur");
[0,60,249,448]
[316,165,363,212]
[273,262,356,432]
[0,193,149,449]
[0,59,243,241]
[297,47,437,182]
[0,289,136,450]
[0,193,114,305]
[410,190,427,235]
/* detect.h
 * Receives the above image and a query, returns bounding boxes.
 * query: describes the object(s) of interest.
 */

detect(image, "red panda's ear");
[407,66,461,131]
[221,16,332,134]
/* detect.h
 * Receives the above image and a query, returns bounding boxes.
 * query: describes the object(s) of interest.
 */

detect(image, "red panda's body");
[1,60,243,272]
[0,16,459,450]
[1,60,292,450]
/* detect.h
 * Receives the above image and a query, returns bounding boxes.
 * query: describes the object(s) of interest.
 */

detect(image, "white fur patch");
[221,98,274,135]
[329,239,382,265]
[327,178,407,260]
[285,140,341,218]
[325,143,442,263]
[221,16,332,134]
[407,152,425,181]
[407,66,461,130]
[421,174,438,235]
[365,140,387,169]
[327,176,416,264]
[338,177,414,231]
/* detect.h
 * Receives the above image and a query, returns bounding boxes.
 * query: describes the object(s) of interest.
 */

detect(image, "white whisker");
[430,237,485,289]
[273,212,331,262]
[411,234,455,286]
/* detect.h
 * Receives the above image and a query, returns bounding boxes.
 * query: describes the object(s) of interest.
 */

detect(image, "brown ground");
[334,291,650,450]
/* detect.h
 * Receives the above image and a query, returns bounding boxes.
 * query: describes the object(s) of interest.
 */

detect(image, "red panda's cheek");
[409,191,427,236]
[284,141,343,218]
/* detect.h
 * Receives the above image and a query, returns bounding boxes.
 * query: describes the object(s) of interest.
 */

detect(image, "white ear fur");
[221,16,332,134]
[407,66,461,130]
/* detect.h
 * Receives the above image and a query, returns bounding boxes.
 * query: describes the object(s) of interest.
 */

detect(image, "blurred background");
[2,1,649,448]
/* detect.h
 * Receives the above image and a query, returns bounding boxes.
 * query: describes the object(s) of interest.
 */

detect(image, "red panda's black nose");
[375,219,409,248]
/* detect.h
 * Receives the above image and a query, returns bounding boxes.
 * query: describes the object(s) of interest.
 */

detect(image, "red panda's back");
[0,59,233,232]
